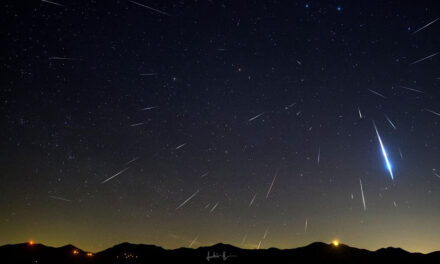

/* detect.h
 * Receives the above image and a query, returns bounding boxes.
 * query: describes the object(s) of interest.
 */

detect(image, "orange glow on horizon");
[87,252,93,257]
[28,240,34,246]
[332,240,340,246]
[73,249,79,255]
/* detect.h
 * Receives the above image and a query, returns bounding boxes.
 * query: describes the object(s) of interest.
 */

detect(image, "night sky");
[2,0,440,253]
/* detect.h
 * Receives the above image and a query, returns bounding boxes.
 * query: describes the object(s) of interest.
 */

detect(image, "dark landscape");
[1,241,440,264]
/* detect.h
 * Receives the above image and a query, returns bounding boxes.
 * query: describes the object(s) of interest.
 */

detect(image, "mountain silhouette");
[1,241,439,264]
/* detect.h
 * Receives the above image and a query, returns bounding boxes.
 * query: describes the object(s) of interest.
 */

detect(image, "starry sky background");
[1,0,440,253]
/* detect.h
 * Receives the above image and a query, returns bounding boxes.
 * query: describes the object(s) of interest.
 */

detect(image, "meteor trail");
[42,0,64,6]
[304,218,308,233]
[130,122,147,127]
[175,143,187,150]
[210,202,219,213]
[410,52,439,65]
[358,107,362,119]
[101,167,131,184]
[433,169,440,179]
[200,172,209,178]
[384,114,396,129]
[125,157,139,165]
[412,17,439,35]
[188,235,198,248]
[138,106,159,111]
[368,89,386,98]
[129,1,171,16]
[397,85,424,93]
[48,57,79,61]
[176,190,199,209]
[249,193,257,207]
[425,108,440,117]
[248,112,264,121]
[49,195,71,202]
[241,234,247,245]
[399,148,404,160]
[373,121,394,180]
[263,228,269,239]
[317,146,321,165]
[266,170,278,199]
[359,178,366,211]
[139,73,158,76]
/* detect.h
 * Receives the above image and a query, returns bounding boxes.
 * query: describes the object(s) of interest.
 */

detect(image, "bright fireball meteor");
[372,121,394,180]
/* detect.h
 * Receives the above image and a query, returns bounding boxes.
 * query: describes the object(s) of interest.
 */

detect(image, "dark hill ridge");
[1,241,439,264]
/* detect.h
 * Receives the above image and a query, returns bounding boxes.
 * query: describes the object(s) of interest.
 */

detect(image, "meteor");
[372,121,394,180]
[176,190,199,209]
[210,202,219,213]
[317,146,321,165]
[49,195,71,202]
[129,1,171,16]
[249,193,257,207]
[248,112,264,122]
[101,167,131,184]
[42,0,64,6]
[175,143,187,150]
[266,170,278,199]
[410,52,439,65]
[358,107,362,119]
[125,157,139,165]
[384,114,396,129]
[397,85,424,93]
[138,106,159,111]
[368,89,386,98]
[412,17,439,35]
[359,178,366,211]
[425,108,440,117]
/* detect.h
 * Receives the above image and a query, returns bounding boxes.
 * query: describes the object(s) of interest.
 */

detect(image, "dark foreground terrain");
[1,241,439,264]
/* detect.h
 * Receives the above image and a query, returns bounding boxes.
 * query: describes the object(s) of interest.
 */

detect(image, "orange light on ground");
[73,249,79,255]
[332,240,340,246]
[28,240,34,246]
[87,252,93,257]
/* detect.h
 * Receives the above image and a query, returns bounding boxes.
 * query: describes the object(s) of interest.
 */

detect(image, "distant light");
[337,6,342,12]
[332,240,340,246]
[305,3,310,8]
[87,252,93,257]
[73,249,79,255]
[28,240,34,246]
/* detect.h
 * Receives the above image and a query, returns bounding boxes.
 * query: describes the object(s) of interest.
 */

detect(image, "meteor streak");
[425,108,440,117]
[266,170,278,199]
[138,106,159,111]
[129,1,171,16]
[210,202,219,213]
[359,178,366,211]
[49,195,71,202]
[248,112,265,121]
[384,114,396,129]
[412,17,439,35]
[175,143,187,150]
[249,193,257,207]
[176,190,199,209]
[368,89,386,98]
[101,167,131,184]
[317,146,321,165]
[397,85,424,93]
[373,122,394,180]
[358,107,362,119]
[410,52,439,65]
[42,0,64,6]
